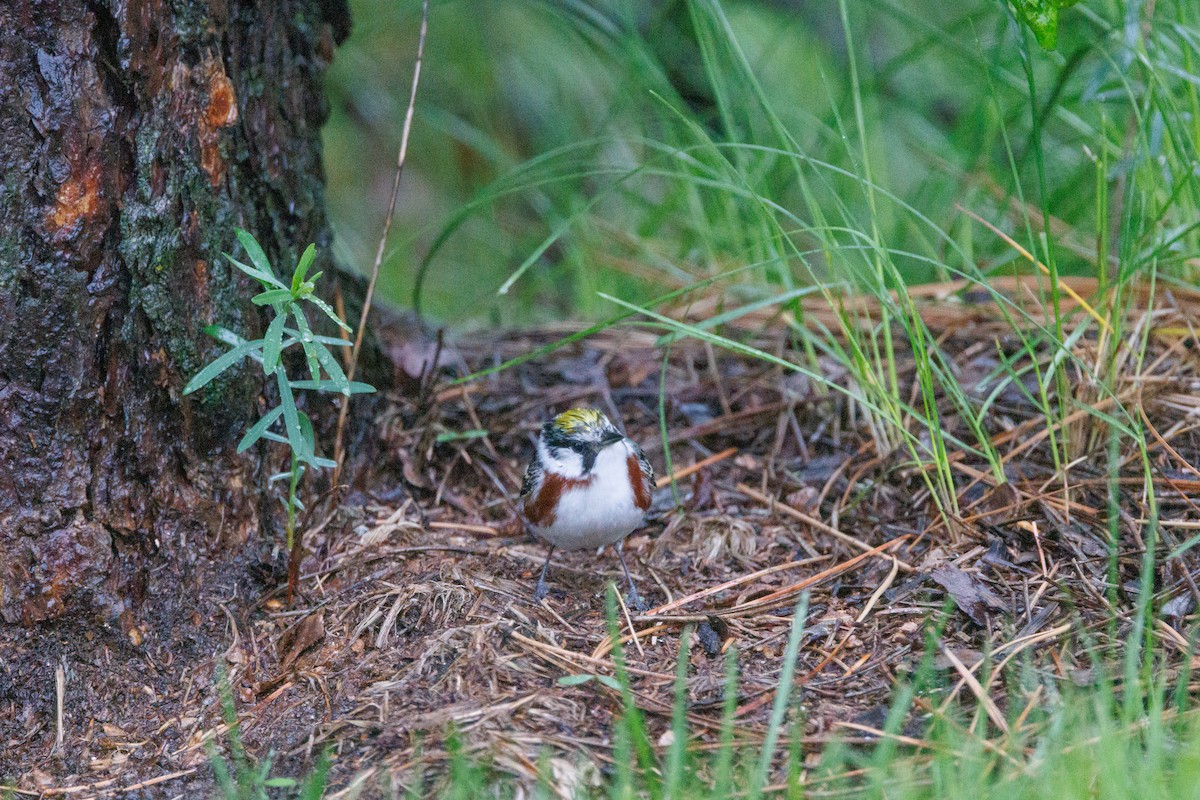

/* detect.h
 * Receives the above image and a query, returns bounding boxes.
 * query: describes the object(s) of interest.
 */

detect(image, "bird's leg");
[533,545,555,602]
[615,541,646,612]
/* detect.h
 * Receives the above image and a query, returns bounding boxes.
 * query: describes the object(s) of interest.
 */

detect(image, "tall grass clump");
[392,589,1200,799]
[331,0,1199,529]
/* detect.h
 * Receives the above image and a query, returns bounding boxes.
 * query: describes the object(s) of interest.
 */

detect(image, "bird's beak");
[599,431,624,447]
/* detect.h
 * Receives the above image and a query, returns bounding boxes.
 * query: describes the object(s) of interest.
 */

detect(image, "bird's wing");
[631,440,655,502]
[519,458,543,502]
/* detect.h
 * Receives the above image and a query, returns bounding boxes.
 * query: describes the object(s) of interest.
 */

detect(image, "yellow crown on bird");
[552,407,605,433]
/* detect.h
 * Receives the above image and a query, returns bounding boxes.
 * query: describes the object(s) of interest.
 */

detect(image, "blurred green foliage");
[322,0,1198,327]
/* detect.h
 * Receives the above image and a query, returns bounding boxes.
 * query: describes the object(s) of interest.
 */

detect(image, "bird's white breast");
[533,440,646,551]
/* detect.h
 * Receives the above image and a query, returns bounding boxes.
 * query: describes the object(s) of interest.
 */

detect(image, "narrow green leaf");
[260,431,289,446]
[184,338,262,394]
[282,328,351,347]
[235,228,275,278]
[303,293,352,333]
[309,340,349,392]
[288,380,376,394]
[263,778,297,788]
[290,307,321,382]
[280,494,305,512]
[298,410,317,458]
[275,367,306,462]
[436,429,488,443]
[595,674,622,691]
[223,254,286,291]
[252,288,294,306]
[237,405,285,453]
[297,410,332,469]
[262,312,288,374]
[557,674,595,687]
[291,243,316,293]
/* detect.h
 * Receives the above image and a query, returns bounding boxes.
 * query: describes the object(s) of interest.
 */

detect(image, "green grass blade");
[664,625,693,799]
[298,748,332,800]
[750,592,810,800]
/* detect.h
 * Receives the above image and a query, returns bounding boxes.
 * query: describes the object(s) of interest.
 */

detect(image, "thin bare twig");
[331,0,430,486]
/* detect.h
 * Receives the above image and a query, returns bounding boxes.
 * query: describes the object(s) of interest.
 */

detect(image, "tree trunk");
[0,0,351,625]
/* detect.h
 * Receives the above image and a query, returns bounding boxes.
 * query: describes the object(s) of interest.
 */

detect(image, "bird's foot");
[533,577,549,603]
[624,587,648,614]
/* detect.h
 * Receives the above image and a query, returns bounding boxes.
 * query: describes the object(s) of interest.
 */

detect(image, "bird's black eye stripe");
[542,423,574,449]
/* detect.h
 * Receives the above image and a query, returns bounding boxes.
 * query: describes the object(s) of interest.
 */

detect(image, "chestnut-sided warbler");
[519,408,655,609]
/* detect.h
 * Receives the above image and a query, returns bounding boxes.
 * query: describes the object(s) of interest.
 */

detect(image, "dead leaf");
[278,610,326,672]
[930,565,1007,625]
[974,482,1025,525]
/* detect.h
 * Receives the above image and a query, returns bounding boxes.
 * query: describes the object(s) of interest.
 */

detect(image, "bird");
[519,408,655,609]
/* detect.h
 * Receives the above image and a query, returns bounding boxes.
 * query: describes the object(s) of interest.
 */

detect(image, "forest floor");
[4,279,1200,797]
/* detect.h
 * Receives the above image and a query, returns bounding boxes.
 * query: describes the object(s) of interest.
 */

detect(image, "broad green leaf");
[184,338,263,394]
[252,288,294,306]
[237,405,284,453]
[291,244,316,293]
[288,380,376,394]
[262,312,288,374]
[235,228,275,279]
[303,293,352,333]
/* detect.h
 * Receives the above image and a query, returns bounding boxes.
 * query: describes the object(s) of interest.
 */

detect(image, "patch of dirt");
[4,282,1200,796]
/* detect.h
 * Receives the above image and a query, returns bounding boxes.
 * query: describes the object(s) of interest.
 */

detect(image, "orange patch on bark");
[205,72,238,128]
[48,162,103,233]
[199,66,238,186]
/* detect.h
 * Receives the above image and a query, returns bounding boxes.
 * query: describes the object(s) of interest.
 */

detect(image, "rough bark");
[0,0,351,625]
